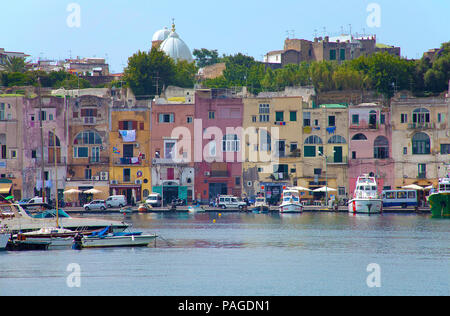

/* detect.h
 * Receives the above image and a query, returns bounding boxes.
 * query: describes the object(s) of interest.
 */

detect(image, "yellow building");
[109,104,151,204]
[298,103,349,202]
[242,96,304,204]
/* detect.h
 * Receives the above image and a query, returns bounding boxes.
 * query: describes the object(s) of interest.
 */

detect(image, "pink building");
[348,103,394,197]
[194,89,243,203]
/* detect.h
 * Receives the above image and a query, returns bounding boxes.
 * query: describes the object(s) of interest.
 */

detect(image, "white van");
[145,193,162,207]
[105,195,127,208]
[218,195,247,210]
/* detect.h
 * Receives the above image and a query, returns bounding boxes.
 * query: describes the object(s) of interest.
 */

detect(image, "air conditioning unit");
[135,143,140,148]
[100,172,109,181]
[110,180,118,185]
[93,176,100,181]
[135,179,142,185]
[204,171,210,176]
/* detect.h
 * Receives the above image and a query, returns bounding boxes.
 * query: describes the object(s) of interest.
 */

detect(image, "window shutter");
[119,121,124,130]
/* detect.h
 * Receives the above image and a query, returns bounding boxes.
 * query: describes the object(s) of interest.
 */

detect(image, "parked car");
[27,197,48,204]
[217,195,247,210]
[83,200,107,211]
[145,193,162,207]
[105,195,127,208]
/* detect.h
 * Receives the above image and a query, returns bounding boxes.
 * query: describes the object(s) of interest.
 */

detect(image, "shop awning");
[0,183,12,194]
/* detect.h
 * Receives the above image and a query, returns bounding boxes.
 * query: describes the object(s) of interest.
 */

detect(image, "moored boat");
[428,177,450,218]
[349,174,383,214]
[279,189,303,213]
[0,203,129,234]
[251,196,270,213]
[75,226,158,249]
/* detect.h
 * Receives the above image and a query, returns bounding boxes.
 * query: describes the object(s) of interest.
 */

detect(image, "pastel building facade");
[109,101,152,204]
[0,96,25,199]
[348,103,394,196]
[65,95,110,204]
[391,93,450,190]
[194,89,243,203]
[242,96,304,203]
[298,103,349,201]
[151,98,195,205]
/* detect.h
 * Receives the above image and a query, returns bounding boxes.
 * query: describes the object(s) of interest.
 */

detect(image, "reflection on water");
[0,212,448,296]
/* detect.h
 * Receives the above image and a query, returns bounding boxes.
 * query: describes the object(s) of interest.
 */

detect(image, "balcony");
[408,122,434,130]
[114,157,142,166]
[152,157,190,166]
[326,156,349,165]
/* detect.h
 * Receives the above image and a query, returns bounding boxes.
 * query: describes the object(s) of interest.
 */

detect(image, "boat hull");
[279,203,303,213]
[251,205,270,213]
[428,193,450,218]
[81,235,158,248]
[0,233,9,250]
[348,199,383,214]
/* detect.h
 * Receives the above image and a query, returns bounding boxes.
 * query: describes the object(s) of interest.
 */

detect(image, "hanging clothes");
[119,130,136,142]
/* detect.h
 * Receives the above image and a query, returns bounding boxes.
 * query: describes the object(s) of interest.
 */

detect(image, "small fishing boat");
[74,226,158,249]
[348,174,383,214]
[428,177,450,218]
[251,196,270,213]
[6,239,50,251]
[279,189,303,213]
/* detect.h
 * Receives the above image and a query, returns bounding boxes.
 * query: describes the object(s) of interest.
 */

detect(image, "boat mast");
[53,128,59,228]
[38,77,46,203]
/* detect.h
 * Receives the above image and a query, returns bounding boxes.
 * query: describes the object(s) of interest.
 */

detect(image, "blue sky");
[1,0,449,73]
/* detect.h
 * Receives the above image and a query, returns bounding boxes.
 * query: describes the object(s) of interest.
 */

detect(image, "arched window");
[223,134,240,152]
[305,135,323,144]
[374,136,389,159]
[304,135,323,157]
[74,130,102,145]
[328,135,347,144]
[412,132,430,154]
[352,133,367,141]
[412,108,430,124]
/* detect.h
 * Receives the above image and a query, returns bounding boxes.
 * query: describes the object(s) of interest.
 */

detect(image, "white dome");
[152,27,170,42]
[160,30,194,63]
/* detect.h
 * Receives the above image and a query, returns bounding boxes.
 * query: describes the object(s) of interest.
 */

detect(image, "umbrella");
[83,189,102,195]
[63,189,82,194]
[313,186,337,192]
[289,186,312,191]
[402,184,424,190]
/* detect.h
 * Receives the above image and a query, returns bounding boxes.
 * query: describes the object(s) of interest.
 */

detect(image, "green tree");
[193,48,221,68]
[123,48,176,97]
[2,56,27,73]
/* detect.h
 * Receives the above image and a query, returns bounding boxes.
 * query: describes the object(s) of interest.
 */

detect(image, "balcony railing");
[408,122,434,130]
[326,156,349,164]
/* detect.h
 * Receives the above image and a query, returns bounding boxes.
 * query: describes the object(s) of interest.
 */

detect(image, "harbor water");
[0,212,449,296]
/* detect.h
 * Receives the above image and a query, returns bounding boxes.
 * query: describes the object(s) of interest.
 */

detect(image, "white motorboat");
[0,203,129,234]
[279,189,303,213]
[252,196,270,213]
[349,174,383,214]
[76,227,157,248]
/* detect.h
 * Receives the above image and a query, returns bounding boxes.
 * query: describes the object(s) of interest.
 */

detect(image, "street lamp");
[318,150,335,208]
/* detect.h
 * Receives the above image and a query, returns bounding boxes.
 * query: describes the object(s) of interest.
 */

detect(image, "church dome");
[152,27,170,42]
[159,23,194,63]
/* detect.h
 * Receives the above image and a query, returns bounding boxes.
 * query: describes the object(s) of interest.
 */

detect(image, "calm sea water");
[0,212,448,296]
